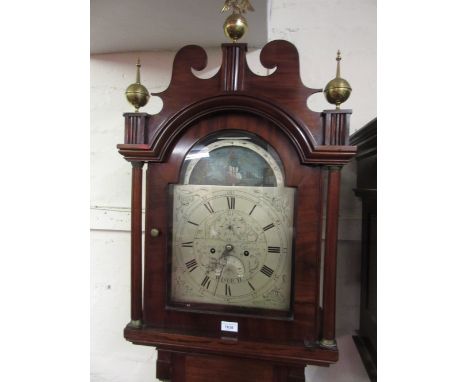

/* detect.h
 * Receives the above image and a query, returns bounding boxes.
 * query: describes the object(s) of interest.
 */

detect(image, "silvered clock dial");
[169,133,295,312]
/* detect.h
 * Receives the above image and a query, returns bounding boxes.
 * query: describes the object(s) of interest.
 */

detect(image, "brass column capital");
[326,165,343,171]
[131,161,144,169]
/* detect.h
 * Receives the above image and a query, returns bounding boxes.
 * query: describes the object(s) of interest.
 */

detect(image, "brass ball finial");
[125,57,150,112]
[324,50,352,109]
[221,0,255,42]
[223,13,248,42]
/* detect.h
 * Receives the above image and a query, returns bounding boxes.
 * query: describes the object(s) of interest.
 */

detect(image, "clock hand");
[216,243,233,262]
[213,263,226,295]
[214,244,234,295]
[222,244,234,257]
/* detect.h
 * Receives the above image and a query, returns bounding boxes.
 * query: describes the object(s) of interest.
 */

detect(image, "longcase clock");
[117,41,356,382]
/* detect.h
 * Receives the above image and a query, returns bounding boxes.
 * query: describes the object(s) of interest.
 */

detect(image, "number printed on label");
[221,321,238,332]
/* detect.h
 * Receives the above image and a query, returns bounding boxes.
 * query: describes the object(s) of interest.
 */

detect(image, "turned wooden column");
[130,161,144,327]
[320,165,342,348]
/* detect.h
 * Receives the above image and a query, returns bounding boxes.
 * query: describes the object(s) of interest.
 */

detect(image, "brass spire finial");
[336,50,341,77]
[135,57,141,83]
[324,50,352,109]
[125,57,150,112]
[221,0,255,42]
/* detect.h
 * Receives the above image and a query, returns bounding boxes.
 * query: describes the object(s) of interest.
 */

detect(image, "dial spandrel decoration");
[170,134,295,313]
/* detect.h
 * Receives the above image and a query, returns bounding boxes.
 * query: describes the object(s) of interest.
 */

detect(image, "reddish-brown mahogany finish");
[130,162,143,324]
[142,114,322,343]
[155,349,307,382]
[117,41,356,381]
[117,41,355,165]
[322,167,342,344]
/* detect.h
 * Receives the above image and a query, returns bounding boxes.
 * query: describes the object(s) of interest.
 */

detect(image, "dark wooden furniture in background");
[350,118,377,382]
[117,41,356,381]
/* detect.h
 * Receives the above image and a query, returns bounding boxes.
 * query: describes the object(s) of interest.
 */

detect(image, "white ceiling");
[91,0,269,54]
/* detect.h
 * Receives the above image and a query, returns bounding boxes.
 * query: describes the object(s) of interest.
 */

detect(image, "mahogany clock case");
[119,40,356,372]
[143,112,323,344]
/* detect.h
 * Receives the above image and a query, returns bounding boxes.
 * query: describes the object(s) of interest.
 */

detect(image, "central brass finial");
[221,0,255,42]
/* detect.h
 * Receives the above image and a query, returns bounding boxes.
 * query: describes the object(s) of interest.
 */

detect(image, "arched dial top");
[170,133,295,313]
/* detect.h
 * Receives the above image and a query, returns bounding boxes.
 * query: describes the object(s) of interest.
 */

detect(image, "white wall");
[91,1,375,381]
[269,0,376,132]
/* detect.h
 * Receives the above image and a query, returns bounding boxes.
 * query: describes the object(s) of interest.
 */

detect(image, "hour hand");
[214,244,234,275]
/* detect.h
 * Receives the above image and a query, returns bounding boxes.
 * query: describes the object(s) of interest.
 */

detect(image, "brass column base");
[319,338,337,350]
[129,319,143,328]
